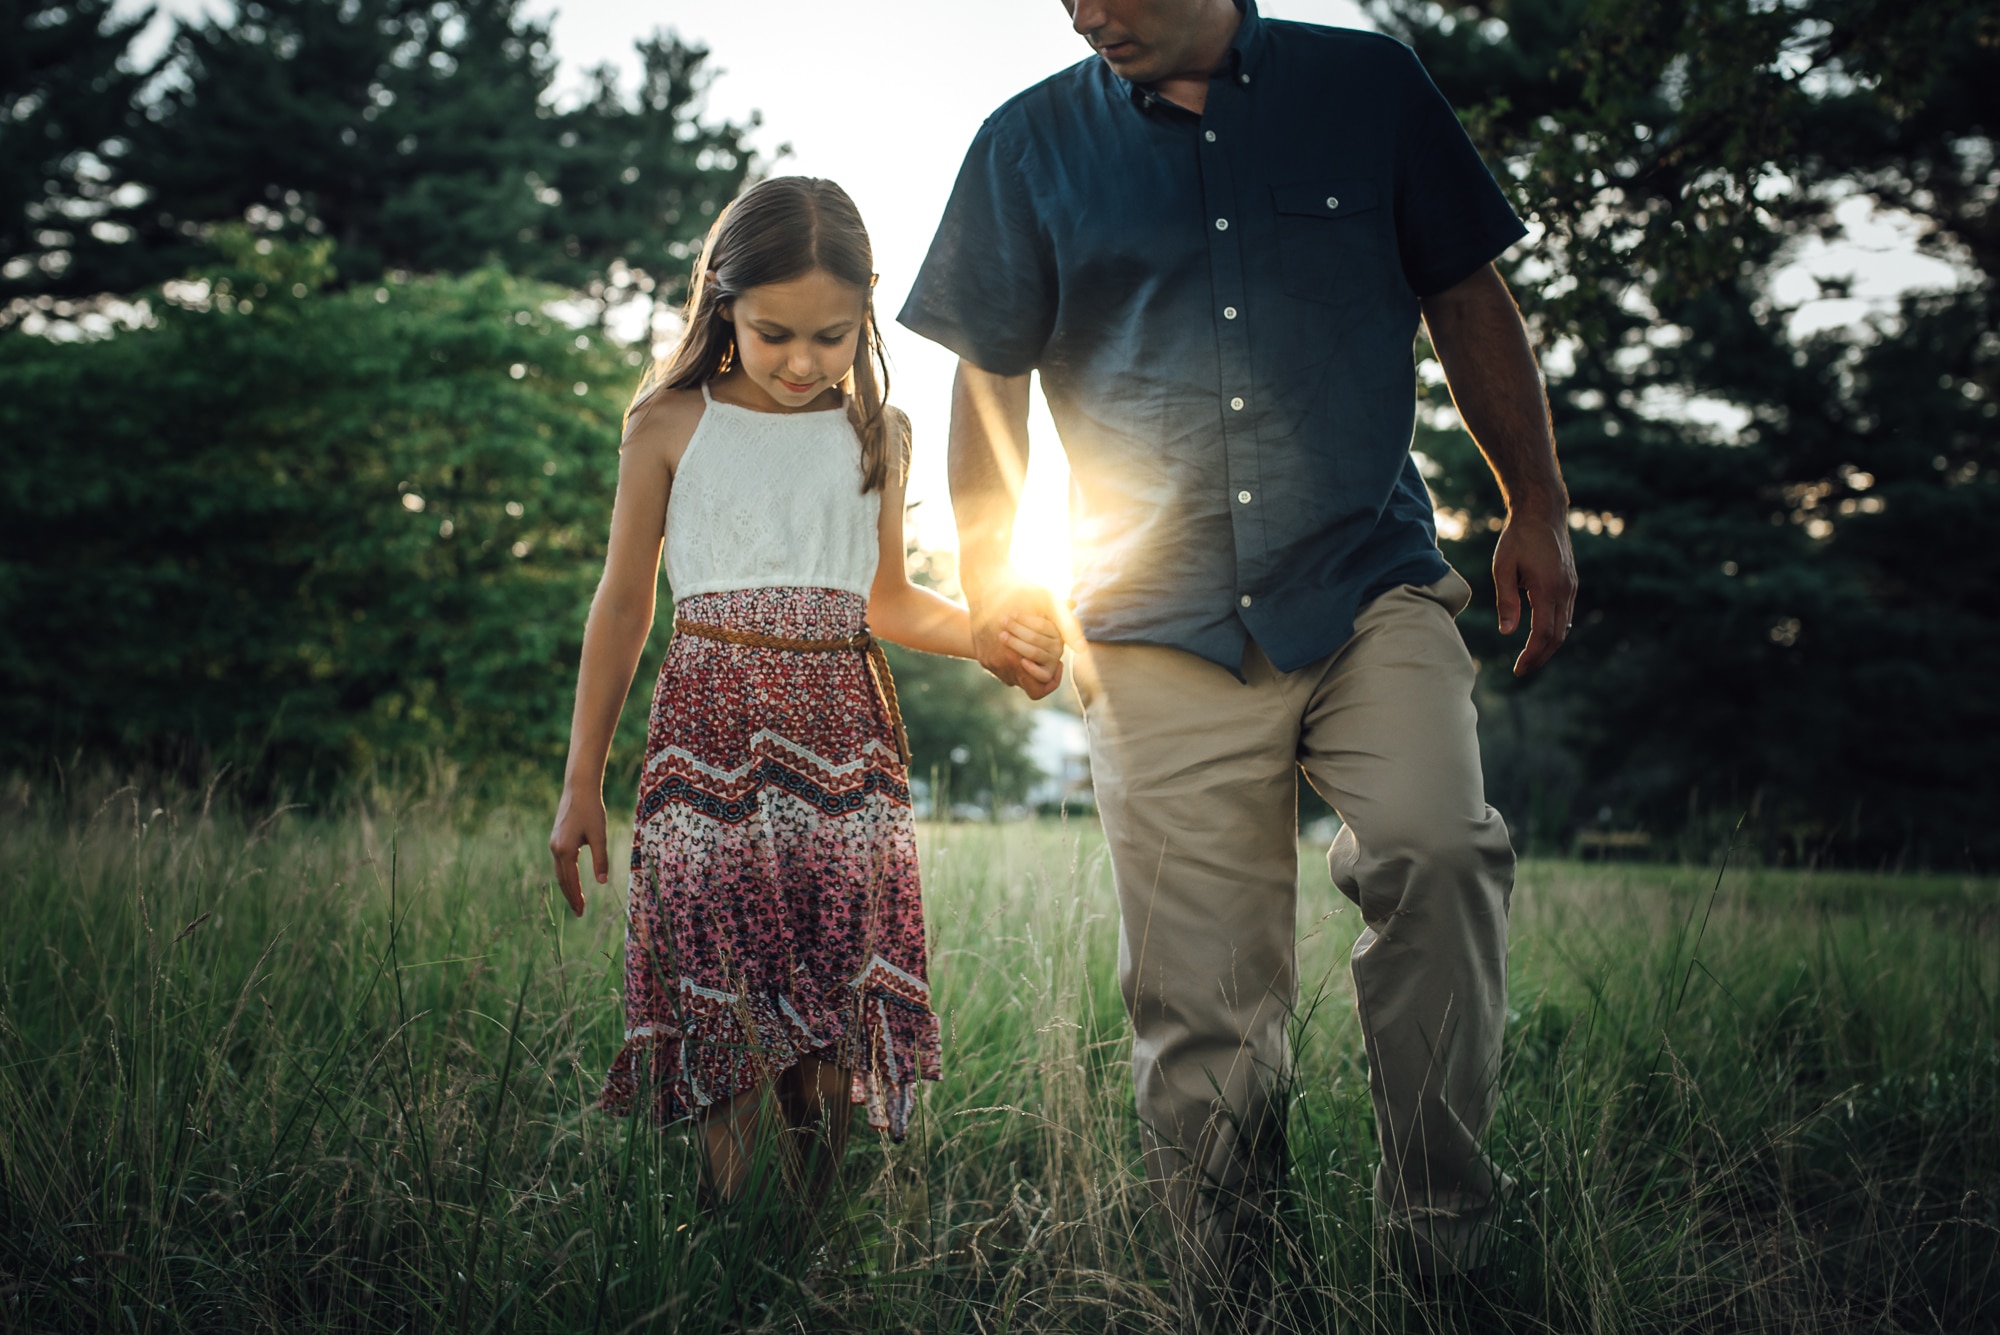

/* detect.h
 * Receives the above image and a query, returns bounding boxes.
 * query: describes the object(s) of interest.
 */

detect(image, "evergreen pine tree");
[1,0,754,306]
[1,0,159,301]
[1379,0,2000,862]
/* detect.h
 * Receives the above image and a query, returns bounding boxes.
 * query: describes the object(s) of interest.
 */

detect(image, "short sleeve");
[897,118,1056,377]
[1392,49,1528,298]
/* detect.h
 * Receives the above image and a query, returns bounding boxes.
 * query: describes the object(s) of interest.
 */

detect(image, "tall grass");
[1,775,1994,1332]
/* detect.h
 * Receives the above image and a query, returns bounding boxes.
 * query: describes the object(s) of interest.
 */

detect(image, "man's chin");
[1097,49,1162,82]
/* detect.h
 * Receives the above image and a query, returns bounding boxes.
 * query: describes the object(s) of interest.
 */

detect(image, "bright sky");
[121,0,1960,597]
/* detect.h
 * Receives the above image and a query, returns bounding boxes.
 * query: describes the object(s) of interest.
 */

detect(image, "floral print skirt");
[597,586,942,1140]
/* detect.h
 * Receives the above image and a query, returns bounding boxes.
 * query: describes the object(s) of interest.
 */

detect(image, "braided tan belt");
[672,617,911,769]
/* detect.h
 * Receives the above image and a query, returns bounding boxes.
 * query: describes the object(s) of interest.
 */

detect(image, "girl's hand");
[998,612,1067,687]
[549,786,609,918]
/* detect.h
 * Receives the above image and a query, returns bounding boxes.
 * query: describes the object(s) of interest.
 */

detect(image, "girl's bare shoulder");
[621,386,708,473]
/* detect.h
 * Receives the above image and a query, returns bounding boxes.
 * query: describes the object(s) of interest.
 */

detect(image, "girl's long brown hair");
[631,176,903,492]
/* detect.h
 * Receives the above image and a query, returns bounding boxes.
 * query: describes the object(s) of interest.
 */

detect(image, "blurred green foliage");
[1376,0,2000,864]
[0,230,669,794]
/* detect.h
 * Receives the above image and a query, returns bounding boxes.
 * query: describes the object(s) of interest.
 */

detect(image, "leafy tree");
[0,231,664,795]
[1376,0,2000,863]
[2,0,753,310]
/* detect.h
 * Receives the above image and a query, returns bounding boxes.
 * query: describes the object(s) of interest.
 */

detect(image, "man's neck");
[1148,1,1243,115]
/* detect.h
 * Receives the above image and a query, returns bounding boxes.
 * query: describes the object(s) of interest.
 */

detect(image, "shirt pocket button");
[1270,178,1385,309]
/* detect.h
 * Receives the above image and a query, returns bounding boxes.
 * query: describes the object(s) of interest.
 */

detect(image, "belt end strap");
[863,638,914,771]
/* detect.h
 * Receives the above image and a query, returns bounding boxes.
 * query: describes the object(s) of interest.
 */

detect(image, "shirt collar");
[1230,0,1269,79]
[1124,0,1268,112]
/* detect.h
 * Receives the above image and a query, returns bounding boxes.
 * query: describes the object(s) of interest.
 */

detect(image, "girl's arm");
[549,392,700,916]
[865,439,1063,682]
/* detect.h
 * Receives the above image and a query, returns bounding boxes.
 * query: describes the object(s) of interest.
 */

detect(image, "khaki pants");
[1073,571,1514,1311]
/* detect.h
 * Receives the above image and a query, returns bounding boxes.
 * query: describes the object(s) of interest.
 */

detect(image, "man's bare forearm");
[1423,263,1578,672]
[1421,265,1567,518]
[947,361,1033,595]
[947,360,1064,698]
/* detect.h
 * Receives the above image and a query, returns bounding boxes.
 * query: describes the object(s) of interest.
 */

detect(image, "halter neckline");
[701,379,848,417]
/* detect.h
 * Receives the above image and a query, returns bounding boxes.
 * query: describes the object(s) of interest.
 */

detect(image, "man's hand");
[1421,265,1578,677]
[1493,507,1576,676]
[969,580,1066,700]
[548,786,607,917]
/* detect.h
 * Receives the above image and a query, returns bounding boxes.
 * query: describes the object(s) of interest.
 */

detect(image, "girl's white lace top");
[662,383,882,600]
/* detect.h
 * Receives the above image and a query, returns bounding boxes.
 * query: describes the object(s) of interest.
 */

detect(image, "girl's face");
[719,268,868,412]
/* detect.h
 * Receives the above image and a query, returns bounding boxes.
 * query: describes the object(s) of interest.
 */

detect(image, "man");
[899,0,1576,1318]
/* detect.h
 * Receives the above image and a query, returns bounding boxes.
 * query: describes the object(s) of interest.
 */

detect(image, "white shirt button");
[1215,217,1229,231]
[1237,490,1252,504]
[1326,196,1340,210]
[1239,73,1251,85]
[1229,396,1245,411]
[1223,306,1238,319]
[1239,594,1252,607]
[1204,130,1217,142]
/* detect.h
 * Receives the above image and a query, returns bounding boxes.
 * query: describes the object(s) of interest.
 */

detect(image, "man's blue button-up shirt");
[899,2,1527,673]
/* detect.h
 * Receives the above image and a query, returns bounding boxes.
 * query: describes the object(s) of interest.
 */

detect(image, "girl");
[547,177,1063,1207]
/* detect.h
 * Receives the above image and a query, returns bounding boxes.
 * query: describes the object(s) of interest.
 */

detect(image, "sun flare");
[1005,395,1075,604]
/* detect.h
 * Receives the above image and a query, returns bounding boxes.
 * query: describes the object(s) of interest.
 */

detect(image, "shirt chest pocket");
[1269,179,1393,309]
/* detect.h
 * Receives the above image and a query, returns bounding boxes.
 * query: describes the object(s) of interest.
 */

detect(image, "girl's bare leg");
[699,1085,771,1202]
[778,1058,853,1213]
[699,1063,850,1216]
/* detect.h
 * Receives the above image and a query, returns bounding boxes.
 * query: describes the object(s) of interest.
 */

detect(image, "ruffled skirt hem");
[596,956,941,1142]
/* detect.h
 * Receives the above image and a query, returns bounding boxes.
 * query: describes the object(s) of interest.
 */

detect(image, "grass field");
[2,778,1995,1332]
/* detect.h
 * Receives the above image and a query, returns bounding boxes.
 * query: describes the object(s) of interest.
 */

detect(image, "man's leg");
[1298,572,1516,1274]
[1074,640,1302,1321]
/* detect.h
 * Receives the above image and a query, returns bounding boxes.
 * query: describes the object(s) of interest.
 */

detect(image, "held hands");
[970,581,1067,701]
[548,785,608,917]
[1493,504,1578,677]
[1001,610,1066,694]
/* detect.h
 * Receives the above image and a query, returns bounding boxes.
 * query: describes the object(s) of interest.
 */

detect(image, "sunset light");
[1005,387,1076,605]
[13,0,1985,1325]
